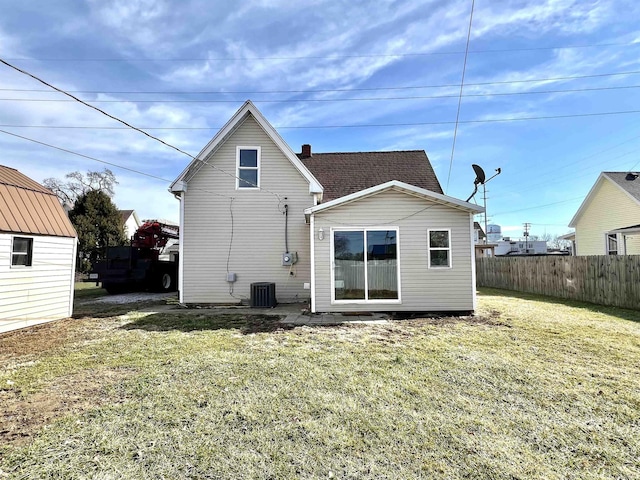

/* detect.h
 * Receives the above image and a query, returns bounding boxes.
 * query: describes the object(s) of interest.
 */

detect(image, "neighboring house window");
[236,146,261,189]
[332,228,399,302]
[11,236,33,266]
[428,229,451,268]
[606,233,618,255]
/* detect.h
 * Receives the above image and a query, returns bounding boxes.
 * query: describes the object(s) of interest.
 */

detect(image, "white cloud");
[88,0,169,50]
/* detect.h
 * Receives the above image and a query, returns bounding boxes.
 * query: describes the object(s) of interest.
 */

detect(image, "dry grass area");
[1,287,639,479]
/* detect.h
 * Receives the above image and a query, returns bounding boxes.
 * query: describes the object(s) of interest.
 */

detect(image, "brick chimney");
[301,144,312,158]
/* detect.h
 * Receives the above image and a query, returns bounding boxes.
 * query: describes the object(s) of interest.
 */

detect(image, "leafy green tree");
[69,190,127,272]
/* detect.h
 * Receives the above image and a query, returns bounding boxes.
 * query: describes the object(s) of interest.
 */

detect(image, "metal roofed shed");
[0,165,77,333]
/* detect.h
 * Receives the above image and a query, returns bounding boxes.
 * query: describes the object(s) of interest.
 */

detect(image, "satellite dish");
[465,164,501,202]
[472,164,486,185]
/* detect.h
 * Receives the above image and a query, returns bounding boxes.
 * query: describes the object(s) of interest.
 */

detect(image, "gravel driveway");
[88,292,177,304]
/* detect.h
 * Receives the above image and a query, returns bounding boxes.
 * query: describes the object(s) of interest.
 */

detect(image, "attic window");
[236,146,261,189]
[11,236,33,267]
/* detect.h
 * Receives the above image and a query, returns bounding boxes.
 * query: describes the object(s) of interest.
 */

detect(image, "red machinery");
[132,220,180,250]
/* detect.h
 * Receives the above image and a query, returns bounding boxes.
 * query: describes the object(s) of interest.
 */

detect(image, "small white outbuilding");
[0,165,77,333]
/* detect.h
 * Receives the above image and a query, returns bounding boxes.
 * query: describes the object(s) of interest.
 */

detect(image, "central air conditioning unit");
[250,282,277,308]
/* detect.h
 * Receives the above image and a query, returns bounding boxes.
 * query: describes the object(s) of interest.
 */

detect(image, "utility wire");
[446,0,475,193]
[3,40,637,62]
[3,70,639,95]
[492,196,584,216]
[0,57,284,199]
[0,58,196,160]
[0,128,230,198]
[3,109,640,132]
[4,84,639,103]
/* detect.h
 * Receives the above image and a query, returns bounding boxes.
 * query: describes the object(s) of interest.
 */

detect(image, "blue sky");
[1,0,639,238]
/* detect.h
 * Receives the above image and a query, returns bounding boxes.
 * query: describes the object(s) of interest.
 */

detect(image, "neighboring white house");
[119,209,141,240]
[568,172,640,255]
[170,101,483,313]
[0,165,77,333]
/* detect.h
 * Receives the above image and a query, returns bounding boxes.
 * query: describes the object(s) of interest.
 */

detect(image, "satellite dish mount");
[465,164,502,244]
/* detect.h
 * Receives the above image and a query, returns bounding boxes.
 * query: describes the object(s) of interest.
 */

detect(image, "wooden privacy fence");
[476,255,640,310]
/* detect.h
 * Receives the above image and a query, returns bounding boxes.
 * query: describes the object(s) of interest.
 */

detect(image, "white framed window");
[236,146,261,189]
[331,227,400,304]
[11,236,33,267]
[428,229,451,268]
[605,233,618,255]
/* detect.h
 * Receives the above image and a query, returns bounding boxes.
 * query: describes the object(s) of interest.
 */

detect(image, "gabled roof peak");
[170,101,323,194]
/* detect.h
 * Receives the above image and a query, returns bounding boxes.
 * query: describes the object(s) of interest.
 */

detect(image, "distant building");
[473,222,486,244]
[568,172,640,255]
[495,239,547,255]
[119,210,141,240]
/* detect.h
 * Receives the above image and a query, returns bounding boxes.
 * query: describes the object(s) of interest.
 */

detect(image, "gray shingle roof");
[604,172,640,201]
[299,150,442,202]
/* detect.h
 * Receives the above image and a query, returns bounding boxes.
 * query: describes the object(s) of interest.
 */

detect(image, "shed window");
[236,146,260,189]
[606,233,618,255]
[428,229,451,268]
[11,237,33,266]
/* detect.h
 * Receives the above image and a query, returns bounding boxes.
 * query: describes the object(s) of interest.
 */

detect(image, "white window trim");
[11,235,33,267]
[427,228,452,269]
[236,146,261,190]
[330,227,402,305]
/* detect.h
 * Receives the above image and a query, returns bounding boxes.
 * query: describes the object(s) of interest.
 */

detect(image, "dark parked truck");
[89,221,179,294]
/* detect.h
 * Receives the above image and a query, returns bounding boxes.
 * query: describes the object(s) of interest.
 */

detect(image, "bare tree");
[43,169,118,205]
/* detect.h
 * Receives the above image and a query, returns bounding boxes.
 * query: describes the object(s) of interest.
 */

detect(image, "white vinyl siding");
[575,179,640,255]
[0,234,76,333]
[182,114,313,303]
[312,189,475,312]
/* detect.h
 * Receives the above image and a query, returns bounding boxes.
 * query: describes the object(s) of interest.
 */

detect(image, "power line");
[2,109,640,133]
[490,145,640,201]
[4,83,640,103]
[492,196,584,216]
[0,128,226,198]
[3,70,640,96]
[0,57,284,199]
[446,0,475,193]
[0,58,196,159]
[3,41,637,62]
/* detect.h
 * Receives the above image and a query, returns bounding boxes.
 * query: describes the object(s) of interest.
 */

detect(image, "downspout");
[69,236,78,317]
[310,213,316,313]
[176,191,185,304]
[470,213,477,311]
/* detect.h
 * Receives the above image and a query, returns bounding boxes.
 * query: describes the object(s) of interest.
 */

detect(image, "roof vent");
[301,144,312,158]
[625,172,639,181]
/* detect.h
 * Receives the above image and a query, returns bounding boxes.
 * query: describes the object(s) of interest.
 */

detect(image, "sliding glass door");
[333,229,399,302]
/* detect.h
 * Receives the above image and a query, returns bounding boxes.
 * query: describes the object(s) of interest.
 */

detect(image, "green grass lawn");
[1,289,639,479]
[73,281,108,300]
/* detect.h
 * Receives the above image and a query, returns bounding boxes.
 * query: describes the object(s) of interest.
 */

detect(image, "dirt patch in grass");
[0,317,98,365]
[122,312,295,334]
[0,368,133,447]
